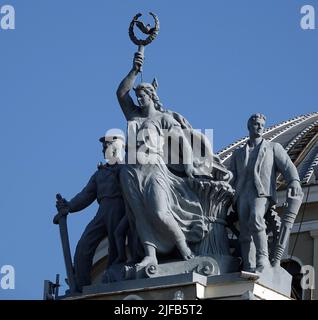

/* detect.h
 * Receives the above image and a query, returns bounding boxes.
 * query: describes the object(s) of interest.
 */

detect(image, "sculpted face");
[104,140,124,163]
[136,89,153,110]
[248,118,265,138]
[104,142,115,160]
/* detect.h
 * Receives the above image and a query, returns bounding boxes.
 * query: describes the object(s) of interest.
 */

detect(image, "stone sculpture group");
[53,13,304,295]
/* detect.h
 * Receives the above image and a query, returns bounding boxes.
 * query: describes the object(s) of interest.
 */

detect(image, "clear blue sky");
[0,0,317,299]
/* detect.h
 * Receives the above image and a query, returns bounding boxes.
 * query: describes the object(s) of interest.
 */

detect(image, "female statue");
[116,52,210,267]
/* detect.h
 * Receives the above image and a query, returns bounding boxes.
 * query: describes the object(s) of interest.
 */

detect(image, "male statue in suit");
[230,113,302,273]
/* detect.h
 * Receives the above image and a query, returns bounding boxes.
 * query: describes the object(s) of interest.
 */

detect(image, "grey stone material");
[135,256,220,279]
[241,290,258,300]
[116,46,232,270]
[204,268,291,296]
[51,14,302,300]
[52,13,240,297]
[255,266,292,297]
[54,135,127,292]
[53,194,77,295]
[229,113,303,273]
[78,270,291,300]
[82,272,207,296]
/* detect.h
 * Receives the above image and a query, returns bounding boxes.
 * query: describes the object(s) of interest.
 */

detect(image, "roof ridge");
[285,120,318,153]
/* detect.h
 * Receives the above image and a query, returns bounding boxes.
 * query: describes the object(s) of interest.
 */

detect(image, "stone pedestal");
[64,269,292,300]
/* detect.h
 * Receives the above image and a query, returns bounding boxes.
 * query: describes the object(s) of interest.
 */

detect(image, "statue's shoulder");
[97,162,122,170]
[160,111,182,127]
[268,141,287,156]
[97,162,106,170]
[150,112,175,129]
[97,163,113,172]
[232,144,245,156]
[96,163,122,178]
[266,140,283,150]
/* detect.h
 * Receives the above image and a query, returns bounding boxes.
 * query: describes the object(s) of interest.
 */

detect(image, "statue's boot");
[240,240,256,273]
[252,231,270,273]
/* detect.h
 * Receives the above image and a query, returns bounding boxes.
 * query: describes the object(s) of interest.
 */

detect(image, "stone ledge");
[62,270,292,300]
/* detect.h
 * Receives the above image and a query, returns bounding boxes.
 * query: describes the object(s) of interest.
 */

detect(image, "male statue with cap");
[55,134,126,292]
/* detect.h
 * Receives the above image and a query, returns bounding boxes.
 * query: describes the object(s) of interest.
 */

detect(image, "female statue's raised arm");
[116,52,143,121]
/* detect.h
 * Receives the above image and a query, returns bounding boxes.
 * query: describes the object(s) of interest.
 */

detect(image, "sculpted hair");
[134,82,165,112]
[247,113,266,129]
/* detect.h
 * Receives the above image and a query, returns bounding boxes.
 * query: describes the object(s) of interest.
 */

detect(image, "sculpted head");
[99,134,125,164]
[134,81,164,112]
[247,113,266,138]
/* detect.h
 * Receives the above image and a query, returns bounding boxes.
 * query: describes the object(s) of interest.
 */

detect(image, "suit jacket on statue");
[230,139,300,205]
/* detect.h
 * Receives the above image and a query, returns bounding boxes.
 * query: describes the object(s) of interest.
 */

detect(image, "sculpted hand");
[56,196,70,212]
[53,212,67,225]
[53,195,70,225]
[288,180,303,197]
[184,163,195,179]
[133,52,144,72]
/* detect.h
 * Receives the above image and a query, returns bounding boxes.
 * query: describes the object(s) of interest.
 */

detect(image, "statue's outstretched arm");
[68,173,97,212]
[116,52,143,121]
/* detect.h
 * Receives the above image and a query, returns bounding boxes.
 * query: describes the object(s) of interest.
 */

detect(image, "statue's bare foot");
[177,241,195,261]
[183,252,195,260]
[136,256,158,268]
